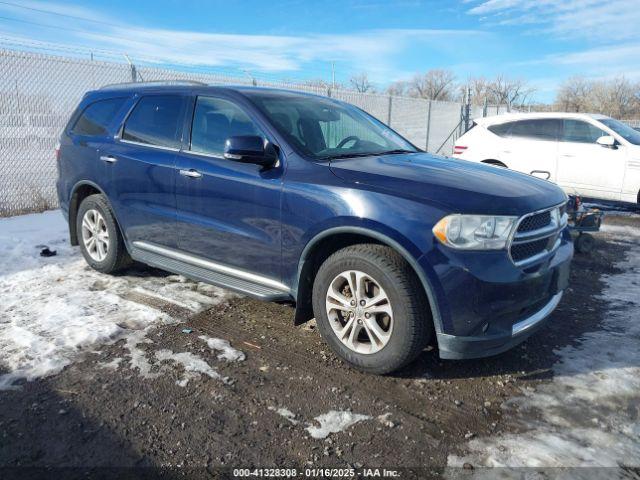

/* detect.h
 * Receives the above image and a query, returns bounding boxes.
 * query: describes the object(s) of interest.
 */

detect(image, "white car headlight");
[433,214,518,250]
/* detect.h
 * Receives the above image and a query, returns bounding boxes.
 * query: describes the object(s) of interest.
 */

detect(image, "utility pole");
[464,86,471,132]
[331,62,335,91]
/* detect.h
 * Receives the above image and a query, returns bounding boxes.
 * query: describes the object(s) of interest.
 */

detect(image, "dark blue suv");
[56,81,573,374]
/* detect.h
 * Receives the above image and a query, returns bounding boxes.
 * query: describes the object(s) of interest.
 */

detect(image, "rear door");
[556,119,625,200]
[64,96,129,195]
[497,119,561,181]
[106,94,188,248]
[174,94,284,281]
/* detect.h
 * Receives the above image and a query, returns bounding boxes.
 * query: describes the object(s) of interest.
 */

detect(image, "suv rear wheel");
[312,244,431,374]
[77,194,130,273]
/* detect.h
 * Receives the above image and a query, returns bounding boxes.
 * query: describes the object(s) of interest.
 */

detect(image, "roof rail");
[100,80,208,90]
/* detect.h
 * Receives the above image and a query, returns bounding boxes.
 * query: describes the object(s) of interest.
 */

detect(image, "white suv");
[453,112,640,204]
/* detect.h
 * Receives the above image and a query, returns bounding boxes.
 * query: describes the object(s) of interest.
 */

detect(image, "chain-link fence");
[0,47,508,216]
[622,119,640,128]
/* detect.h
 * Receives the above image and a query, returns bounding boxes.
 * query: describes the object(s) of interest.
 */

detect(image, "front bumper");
[420,230,573,360]
[437,290,563,359]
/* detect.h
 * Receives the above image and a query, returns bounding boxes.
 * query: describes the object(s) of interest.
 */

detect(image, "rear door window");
[510,119,560,141]
[561,120,606,143]
[71,97,127,136]
[122,95,186,149]
[190,96,263,156]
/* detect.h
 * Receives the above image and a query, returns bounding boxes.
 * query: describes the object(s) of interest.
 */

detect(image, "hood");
[329,152,567,216]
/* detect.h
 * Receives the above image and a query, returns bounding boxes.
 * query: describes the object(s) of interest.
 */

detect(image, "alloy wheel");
[325,270,394,354]
[81,209,109,262]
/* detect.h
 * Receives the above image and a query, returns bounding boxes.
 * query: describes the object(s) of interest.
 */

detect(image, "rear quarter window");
[488,122,512,137]
[70,97,127,136]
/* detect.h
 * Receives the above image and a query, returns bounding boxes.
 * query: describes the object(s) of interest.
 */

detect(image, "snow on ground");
[306,411,371,439]
[155,349,223,386]
[448,228,640,471]
[268,406,299,425]
[0,210,234,389]
[601,223,640,240]
[199,335,246,362]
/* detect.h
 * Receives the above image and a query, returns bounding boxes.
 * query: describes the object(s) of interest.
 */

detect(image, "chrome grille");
[517,211,551,233]
[509,204,566,267]
[511,238,549,262]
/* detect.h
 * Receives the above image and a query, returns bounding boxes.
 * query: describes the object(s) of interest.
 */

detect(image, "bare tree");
[408,69,456,101]
[349,73,375,93]
[466,76,493,106]
[386,80,409,97]
[556,76,593,112]
[590,76,637,117]
[555,76,640,117]
[303,78,330,89]
[487,75,535,109]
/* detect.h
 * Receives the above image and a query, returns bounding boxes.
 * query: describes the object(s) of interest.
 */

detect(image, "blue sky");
[0,0,638,102]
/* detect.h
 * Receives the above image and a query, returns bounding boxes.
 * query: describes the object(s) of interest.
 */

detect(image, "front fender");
[293,222,444,335]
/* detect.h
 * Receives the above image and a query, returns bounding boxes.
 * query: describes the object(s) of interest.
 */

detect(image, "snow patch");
[199,335,245,362]
[155,349,222,386]
[306,410,371,439]
[600,223,640,240]
[448,229,640,469]
[269,406,299,425]
[0,210,233,389]
[99,357,123,370]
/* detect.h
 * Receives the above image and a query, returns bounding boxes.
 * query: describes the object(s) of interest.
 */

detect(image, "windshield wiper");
[375,149,418,155]
[320,152,378,160]
[321,149,418,161]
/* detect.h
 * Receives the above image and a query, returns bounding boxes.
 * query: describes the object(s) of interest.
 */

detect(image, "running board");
[130,242,292,302]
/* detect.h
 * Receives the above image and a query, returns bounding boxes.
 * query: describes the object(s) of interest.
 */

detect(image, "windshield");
[246,92,418,159]
[600,118,640,145]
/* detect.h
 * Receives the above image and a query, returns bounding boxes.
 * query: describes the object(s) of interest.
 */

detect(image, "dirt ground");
[0,215,638,479]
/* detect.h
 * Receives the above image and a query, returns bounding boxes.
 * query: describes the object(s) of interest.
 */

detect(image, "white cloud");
[467,0,640,42]
[0,0,485,83]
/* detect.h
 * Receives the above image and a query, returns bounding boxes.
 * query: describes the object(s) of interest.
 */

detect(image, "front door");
[556,119,625,200]
[174,95,284,281]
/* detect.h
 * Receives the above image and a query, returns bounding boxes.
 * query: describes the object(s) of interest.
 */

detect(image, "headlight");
[433,214,518,250]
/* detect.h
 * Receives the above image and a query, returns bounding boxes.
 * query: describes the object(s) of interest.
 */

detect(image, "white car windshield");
[600,118,640,146]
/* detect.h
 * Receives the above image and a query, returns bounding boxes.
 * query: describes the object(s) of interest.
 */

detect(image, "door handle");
[179,169,202,178]
[561,154,575,158]
[99,155,117,163]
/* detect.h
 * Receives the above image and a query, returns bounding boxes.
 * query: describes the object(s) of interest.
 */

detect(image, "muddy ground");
[0,215,637,479]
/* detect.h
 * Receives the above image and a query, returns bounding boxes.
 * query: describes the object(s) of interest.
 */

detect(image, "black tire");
[312,244,432,374]
[76,194,131,273]
[575,233,595,254]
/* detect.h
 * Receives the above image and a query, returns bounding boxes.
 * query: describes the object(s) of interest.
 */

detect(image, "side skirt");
[130,241,293,302]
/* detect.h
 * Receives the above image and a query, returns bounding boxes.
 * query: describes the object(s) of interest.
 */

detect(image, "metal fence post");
[464,87,471,132]
[387,96,393,126]
[425,100,432,152]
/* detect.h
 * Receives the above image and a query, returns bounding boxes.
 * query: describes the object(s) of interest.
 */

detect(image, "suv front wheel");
[76,194,130,273]
[312,244,431,374]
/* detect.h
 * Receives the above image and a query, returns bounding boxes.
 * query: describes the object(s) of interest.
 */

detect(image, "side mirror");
[223,136,277,166]
[596,135,616,149]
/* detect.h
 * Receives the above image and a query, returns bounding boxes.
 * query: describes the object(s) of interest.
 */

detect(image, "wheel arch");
[68,181,119,246]
[292,226,442,335]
